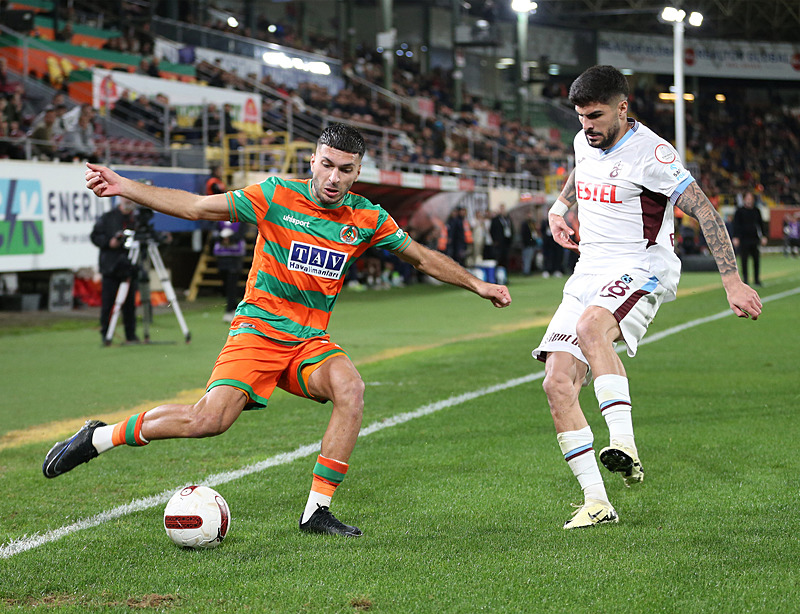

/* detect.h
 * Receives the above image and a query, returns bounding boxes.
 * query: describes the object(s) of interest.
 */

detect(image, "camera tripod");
[104,230,191,345]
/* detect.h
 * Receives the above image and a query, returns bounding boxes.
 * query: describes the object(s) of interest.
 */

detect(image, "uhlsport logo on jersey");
[288,240,347,279]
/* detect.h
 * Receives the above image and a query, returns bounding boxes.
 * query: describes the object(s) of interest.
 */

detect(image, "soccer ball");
[163,485,231,549]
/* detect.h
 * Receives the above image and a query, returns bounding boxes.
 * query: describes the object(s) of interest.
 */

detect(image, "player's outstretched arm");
[397,240,511,308]
[676,181,762,320]
[85,162,230,221]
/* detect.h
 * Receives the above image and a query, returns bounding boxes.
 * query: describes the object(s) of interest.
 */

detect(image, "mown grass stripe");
[2,287,796,560]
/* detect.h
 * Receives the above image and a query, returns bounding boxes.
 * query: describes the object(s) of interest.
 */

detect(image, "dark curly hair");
[568,65,629,107]
[317,123,366,157]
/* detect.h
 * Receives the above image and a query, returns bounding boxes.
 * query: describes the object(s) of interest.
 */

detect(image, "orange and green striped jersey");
[225,176,412,344]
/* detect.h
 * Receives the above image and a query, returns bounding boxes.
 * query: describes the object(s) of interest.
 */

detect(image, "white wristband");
[549,200,569,217]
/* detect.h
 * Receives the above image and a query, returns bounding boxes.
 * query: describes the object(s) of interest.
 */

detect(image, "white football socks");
[302,491,332,524]
[557,426,609,503]
[91,425,116,454]
[594,374,635,450]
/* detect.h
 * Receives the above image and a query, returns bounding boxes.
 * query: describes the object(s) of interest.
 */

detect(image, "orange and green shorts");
[206,323,349,410]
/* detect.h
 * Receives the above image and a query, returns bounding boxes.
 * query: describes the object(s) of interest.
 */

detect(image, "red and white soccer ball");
[163,485,231,549]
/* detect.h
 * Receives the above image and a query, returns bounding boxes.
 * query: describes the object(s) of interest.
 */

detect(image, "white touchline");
[2,287,797,559]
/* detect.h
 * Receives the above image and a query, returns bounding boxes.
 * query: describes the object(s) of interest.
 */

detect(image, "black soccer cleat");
[42,420,106,478]
[299,505,362,537]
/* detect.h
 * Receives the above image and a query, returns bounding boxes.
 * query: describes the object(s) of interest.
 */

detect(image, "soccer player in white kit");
[534,65,763,529]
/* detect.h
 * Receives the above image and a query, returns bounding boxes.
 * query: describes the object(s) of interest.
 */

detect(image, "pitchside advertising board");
[0,161,205,273]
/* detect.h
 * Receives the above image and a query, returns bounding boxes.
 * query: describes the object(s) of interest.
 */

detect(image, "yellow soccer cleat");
[600,443,644,487]
[563,499,619,529]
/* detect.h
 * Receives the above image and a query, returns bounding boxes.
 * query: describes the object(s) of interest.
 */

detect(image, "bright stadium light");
[660,7,685,22]
[660,6,703,162]
[511,0,537,13]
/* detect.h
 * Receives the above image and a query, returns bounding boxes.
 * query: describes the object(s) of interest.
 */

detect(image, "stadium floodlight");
[660,6,703,163]
[510,1,537,124]
[660,7,685,22]
[511,0,537,13]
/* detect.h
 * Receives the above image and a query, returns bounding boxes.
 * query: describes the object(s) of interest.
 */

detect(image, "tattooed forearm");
[676,182,738,277]
[559,169,577,207]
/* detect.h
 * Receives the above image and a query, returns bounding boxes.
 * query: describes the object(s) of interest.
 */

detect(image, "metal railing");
[151,16,343,78]
[150,18,572,179]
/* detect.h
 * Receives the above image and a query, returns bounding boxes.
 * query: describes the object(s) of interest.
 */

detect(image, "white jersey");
[571,119,694,296]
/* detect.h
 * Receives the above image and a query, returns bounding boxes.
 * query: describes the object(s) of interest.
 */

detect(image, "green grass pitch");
[1,254,799,613]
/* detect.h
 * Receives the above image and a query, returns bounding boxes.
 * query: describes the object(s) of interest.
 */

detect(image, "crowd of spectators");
[0,63,101,162]
[191,48,570,179]
[5,9,800,214]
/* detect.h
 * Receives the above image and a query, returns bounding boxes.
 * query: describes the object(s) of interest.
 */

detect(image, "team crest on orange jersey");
[340,225,358,244]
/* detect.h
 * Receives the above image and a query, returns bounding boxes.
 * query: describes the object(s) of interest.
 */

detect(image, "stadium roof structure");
[455,0,800,43]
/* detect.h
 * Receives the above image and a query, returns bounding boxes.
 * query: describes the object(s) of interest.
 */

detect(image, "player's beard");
[585,121,620,150]
[311,175,344,205]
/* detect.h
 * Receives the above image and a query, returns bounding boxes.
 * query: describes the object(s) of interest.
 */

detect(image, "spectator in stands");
[5,86,32,130]
[192,102,221,144]
[29,106,57,160]
[118,94,163,136]
[90,196,139,345]
[0,57,17,94]
[479,209,493,261]
[59,108,97,161]
[0,115,24,159]
[471,209,488,264]
[540,214,563,278]
[61,103,92,133]
[203,59,226,88]
[783,212,800,257]
[52,102,69,138]
[147,56,161,78]
[205,164,226,195]
[31,92,66,127]
[446,206,468,266]
[136,21,155,56]
[519,209,540,276]
[490,204,514,283]
[222,103,242,166]
[102,36,119,51]
[153,93,175,134]
[732,191,768,286]
[213,222,246,322]
[55,21,74,43]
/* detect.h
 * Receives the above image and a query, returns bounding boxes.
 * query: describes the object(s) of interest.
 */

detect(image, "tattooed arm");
[676,181,763,319]
[558,169,578,208]
[549,169,580,252]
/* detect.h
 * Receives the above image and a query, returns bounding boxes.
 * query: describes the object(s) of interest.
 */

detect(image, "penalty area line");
[2,286,797,559]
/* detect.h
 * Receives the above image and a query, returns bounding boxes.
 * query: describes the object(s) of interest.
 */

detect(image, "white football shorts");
[532,270,673,380]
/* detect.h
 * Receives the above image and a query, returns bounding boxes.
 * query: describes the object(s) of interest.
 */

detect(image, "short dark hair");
[317,123,366,157]
[568,65,629,107]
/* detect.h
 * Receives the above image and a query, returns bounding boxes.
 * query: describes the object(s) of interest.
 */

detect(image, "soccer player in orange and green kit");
[43,124,512,536]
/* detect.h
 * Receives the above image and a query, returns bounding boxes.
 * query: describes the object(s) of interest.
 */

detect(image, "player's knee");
[330,375,365,417]
[340,375,366,408]
[542,370,576,406]
[186,403,235,438]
